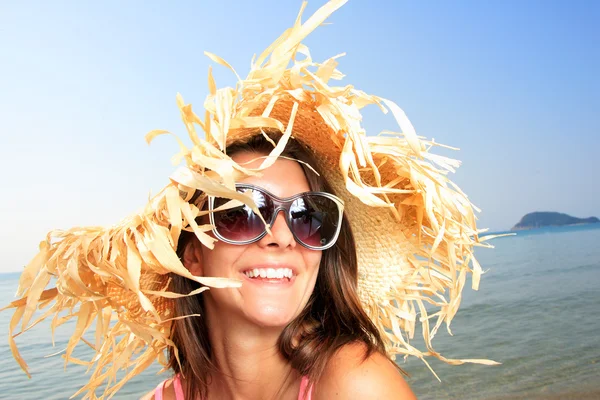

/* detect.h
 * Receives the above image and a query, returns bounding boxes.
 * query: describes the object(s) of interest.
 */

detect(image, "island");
[511,212,600,231]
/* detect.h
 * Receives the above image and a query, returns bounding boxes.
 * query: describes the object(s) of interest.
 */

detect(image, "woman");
[143,134,417,399]
[4,2,494,399]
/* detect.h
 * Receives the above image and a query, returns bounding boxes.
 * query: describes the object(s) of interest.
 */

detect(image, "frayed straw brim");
[2,1,505,398]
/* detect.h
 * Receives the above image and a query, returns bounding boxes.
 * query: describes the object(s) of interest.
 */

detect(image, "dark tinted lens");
[213,188,273,242]
[290,195,340,248]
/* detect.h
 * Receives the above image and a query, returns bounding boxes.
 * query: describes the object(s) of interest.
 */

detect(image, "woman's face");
[184,151,322,328]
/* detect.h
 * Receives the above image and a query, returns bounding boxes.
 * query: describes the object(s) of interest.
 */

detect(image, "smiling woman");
[3,1,493,399]
[159,133,405,399]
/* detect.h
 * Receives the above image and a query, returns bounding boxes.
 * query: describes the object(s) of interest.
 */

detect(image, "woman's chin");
[236,277,311,328]
[243,301,302,328]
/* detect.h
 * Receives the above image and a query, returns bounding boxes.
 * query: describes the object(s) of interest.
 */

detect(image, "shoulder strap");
[154,376,184,400]
[173,374,185,400]
[154,379,167,400]
[298,376,313,400]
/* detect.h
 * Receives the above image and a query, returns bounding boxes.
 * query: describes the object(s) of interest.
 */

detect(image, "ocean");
[1,224,599,399]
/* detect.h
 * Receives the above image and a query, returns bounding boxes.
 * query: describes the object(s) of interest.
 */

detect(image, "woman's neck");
[198,301,301,400]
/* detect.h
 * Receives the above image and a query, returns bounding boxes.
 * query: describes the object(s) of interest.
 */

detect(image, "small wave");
[542,262,599,276]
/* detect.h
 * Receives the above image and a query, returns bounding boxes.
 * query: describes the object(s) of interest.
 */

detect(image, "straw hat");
[3,1,500,398]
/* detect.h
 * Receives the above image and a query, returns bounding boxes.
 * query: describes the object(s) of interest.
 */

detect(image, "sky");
[0,0,598,273]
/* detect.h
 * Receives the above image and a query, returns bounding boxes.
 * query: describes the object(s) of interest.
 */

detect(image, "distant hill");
[512,212,599,230]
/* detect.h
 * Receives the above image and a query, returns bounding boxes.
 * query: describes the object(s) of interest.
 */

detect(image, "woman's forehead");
[232,151,311,197]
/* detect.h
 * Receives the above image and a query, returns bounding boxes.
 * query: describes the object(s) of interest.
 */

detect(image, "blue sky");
[0,0,598,273]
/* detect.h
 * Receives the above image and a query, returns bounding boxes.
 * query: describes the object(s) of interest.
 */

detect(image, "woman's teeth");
[243,268,294,279]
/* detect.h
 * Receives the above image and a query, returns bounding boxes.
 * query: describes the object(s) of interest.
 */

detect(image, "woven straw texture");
[2,1,501,399]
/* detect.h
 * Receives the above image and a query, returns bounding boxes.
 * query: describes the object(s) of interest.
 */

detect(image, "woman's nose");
[257,210,296,249]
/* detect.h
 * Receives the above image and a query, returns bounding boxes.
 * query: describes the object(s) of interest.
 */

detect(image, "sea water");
[1,224,599,399]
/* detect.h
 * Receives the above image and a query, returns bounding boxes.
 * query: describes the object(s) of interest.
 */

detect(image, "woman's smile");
[241,268,297,286]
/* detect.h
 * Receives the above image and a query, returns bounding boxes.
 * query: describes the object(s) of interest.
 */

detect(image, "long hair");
[167,132,394,399]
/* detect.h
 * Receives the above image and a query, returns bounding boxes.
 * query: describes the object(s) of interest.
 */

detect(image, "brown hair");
[167,132,395,399]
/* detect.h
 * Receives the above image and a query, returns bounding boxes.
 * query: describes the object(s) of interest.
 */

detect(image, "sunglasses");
[208,184,344,250]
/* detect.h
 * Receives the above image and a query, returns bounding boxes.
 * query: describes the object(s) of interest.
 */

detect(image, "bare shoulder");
[313,342,417,400]
[139,378,176,400]
[139,390,155,400]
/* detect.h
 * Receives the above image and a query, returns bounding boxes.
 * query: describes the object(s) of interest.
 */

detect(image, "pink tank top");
[154,374,313,400]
